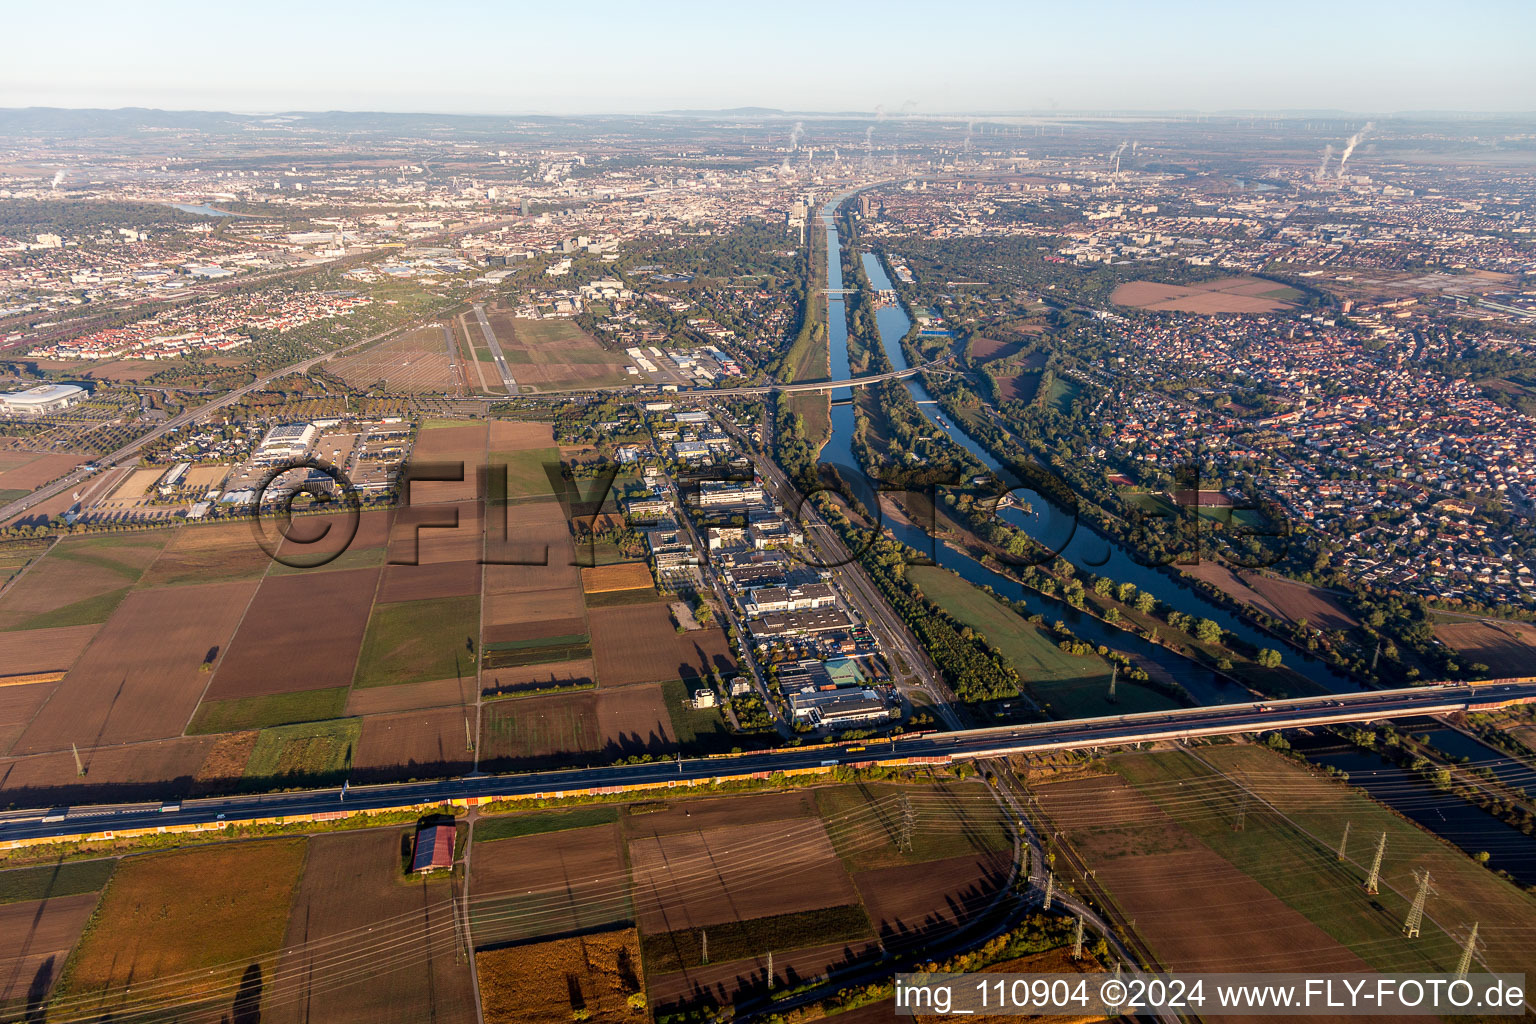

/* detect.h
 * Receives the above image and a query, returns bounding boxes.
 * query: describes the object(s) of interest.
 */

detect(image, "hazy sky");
[6,0,1533,114]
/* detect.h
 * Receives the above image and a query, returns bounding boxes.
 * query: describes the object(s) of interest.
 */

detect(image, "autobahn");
[4,679,1532,848]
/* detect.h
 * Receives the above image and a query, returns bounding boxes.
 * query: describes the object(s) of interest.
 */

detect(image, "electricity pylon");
[898,793,915,853]
[1042,871,1054,911]
[1404,870,1434,939]
[1364,832,1387,895]
[1337,821,1351,862]
[1071,915,1085,960]
[1455,923,1480,979]
[701,929,708,965]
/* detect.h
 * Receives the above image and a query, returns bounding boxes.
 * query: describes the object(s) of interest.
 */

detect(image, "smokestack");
[789,121,803,151]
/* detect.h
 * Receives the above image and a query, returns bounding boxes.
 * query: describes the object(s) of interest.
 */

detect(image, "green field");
[475,806,620,842]
[489,446,560,499]
[909,564,1177,718]
[0,859,115,905]
[187,687,350,734]
[813,782,1011,871]
[660,677,728,748]
[640,904,873,973]
[243,718,362,785]
[1106,747,1536,978]
[481,633,591,670]
[353,594,480,688]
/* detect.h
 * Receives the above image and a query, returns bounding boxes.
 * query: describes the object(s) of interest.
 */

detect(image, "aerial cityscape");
[1,4,1535,1023]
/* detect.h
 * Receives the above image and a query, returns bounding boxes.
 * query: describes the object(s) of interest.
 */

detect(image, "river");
[814,199,1353,702]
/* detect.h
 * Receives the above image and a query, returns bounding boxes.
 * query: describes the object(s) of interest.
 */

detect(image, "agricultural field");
[0,859,115,1017]
[581,561,655,594]
[588,602,735,688]
[329,324,458,394]
[354,593,480,688]
[476,927,644,1024]
[1035,744,1536,981]
[268,828,477,1024]
[51,839,307,1020]
[202,567,380,700]
[0,450,86,504]
[0,531,169,631]
[1433,619,1536,676]
[477,683,675,769]
[471,821,631,946]
[1110,275,1301,313]
[909,564,1176,717]
[10,578,258,753]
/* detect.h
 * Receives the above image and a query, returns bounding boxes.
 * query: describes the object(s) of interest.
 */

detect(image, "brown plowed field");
[0,623,99,675]
[269,829,477,1024]
[1243,573,1359,632]
[0,736,220,804]
[139,522,274,586]
[273,508,393,564]
[581,562,654,594]
[205,568,379,699]
[482,658,596,699]
[377,559,481,603]
[648,938,881,1010]
[1035,773,1370,979]
[0,533,168,630]
[624,790,818,839]
[482,585,586,644]
[0,892,101,1007]
[470,823,630,946]
[353,708,474,782]
[0,680,58,757]
[589,603,735,687]
[966,336,1021,362]
[0,452,86,492]
[1434,620,1536,676]
[852,852,1010,950]
[487,420,556,450]
[476,927,642,1024]
[407,422,487,503]
[478,684,675,768]
[12,580,259,753]
[483,505,578,593]
[628,818,856,934]
[344,675,473,716]
[389,501,484,565]
[1112,276,1297,313]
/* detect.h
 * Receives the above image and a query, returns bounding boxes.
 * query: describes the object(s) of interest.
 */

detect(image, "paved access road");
[6,679,1531,846]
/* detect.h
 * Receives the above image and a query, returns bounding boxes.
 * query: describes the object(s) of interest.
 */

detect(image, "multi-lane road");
[7,679,1530,848]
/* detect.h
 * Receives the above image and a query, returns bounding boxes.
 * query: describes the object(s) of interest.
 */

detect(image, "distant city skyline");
[6,0,1534,115]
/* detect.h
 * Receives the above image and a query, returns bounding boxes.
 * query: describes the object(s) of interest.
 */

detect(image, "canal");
[814,198,1352,701]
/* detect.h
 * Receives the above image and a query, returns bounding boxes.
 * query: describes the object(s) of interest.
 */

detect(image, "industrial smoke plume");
[1111,140,1129,175]
[51,169,66,189]
[789,122,803,151]
[1337,123,1373,178]
[1316,143,1334,181]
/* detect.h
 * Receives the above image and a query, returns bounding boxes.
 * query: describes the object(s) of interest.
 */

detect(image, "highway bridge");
[3,679,1532,849]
